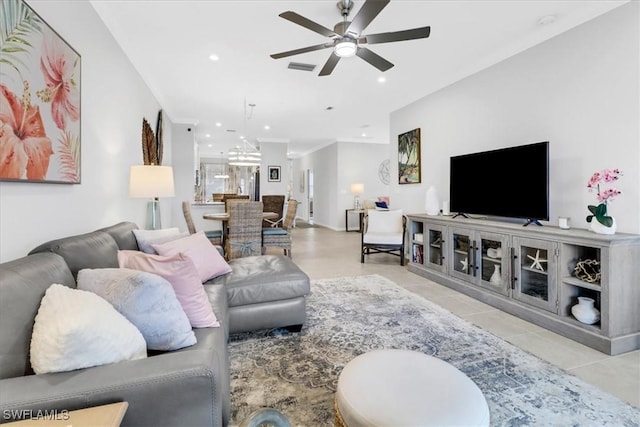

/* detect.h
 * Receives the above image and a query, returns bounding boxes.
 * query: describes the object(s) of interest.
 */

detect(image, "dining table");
[202,211,279,222]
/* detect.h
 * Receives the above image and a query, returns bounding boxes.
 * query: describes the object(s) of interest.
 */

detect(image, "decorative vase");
[425,186,440,216]
[590,217,616,235]
[490,264,501,284]
[571,297,600,324]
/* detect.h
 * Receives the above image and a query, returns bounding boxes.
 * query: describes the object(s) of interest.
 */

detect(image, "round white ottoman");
[335,349,490,427]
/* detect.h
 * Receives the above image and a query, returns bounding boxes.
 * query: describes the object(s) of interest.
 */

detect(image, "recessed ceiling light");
[264,125,270,130]
[205,134,211,138]
[361,133,367,137]
[207,144,212,148]
[377,76,386,83]
[209,54,219,61]
[216,122,222,127]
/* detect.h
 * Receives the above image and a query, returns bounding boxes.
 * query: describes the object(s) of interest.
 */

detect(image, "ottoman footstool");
[207,254,311,334]
[335,349,490,427]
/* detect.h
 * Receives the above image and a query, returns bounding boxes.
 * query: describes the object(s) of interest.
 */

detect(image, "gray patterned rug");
[229,275,639,426]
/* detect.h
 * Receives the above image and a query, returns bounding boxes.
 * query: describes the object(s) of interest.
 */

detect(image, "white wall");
[260,142,289,197]
[170,124,196,231]
[390,1,640,234]
[337,142,390,228]
[293,144,338,228]
[0,1,167,262]
[292,141,390,230]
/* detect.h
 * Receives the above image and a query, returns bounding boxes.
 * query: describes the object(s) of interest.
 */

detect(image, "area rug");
[228,275,639,426]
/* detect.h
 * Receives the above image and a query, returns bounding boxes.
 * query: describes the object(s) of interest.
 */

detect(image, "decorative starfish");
[527,250,547,271]
[460,257,469,272]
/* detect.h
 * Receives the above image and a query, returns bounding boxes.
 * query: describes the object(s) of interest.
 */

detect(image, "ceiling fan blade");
[345,0,390,36]
[279,11,339,38]
[319,53,341,76]
[270,43,333,59]
[362,26,431,44]
[356,47,394,72]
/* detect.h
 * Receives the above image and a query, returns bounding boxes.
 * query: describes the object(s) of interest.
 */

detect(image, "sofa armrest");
[0,349,222,427]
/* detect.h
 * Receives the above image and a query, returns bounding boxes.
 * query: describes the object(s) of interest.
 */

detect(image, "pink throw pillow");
[152,231,232,282]
[117,250,219,328]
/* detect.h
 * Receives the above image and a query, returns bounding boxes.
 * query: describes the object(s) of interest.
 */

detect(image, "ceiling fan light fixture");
[334,39,357,57]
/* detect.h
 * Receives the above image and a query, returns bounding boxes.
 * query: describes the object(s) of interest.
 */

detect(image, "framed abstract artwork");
[268,165,281,182]
[398,128,421,184]
[0,0,81,183]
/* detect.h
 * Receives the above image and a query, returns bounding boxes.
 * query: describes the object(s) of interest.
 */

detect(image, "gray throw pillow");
[77,268,196,351]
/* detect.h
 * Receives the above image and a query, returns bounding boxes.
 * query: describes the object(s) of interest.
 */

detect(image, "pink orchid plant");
[586,168,622,227]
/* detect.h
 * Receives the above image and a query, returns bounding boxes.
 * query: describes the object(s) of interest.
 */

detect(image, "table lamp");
[129,165,175,229]
[350,183,364,210]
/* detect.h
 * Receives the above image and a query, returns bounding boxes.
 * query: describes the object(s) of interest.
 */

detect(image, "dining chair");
[182,201,223,246]
[261,195,286,228]
[262,199,298,258]
[225,201,264,260]
[223,194,250,212]
[361,208,406,265]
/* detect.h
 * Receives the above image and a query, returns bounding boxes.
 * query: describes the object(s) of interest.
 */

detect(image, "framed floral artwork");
[398,128,421,184]
[1,0,81,183]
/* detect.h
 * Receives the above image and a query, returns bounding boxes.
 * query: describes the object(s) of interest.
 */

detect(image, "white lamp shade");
[129,165,175,198]
[350,183,364,195]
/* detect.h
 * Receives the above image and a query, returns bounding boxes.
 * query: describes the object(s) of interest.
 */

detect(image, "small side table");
[345,209,365,232]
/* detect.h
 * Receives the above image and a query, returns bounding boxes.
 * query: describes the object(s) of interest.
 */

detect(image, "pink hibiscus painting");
[40,27,80,131]
[1,0,80,183]
[0,84,53,180]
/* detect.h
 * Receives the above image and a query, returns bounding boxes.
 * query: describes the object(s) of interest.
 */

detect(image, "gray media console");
[407,214,640,355]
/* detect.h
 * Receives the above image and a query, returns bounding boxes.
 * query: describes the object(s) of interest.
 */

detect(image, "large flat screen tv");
[450,141,549,225]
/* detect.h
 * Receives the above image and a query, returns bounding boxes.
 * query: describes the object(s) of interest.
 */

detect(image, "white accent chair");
[361,209,406,266]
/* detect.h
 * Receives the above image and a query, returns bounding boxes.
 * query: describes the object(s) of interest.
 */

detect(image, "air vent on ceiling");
[288,62,316,72]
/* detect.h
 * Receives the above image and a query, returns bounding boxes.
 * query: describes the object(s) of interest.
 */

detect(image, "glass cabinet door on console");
[476,232,510,296]
[425,224,447,273]
[512,237,558,313]
[449,228,473,282]
[449,227,510,296]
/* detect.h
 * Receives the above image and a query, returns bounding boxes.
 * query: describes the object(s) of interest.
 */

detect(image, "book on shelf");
[413,244,424,263]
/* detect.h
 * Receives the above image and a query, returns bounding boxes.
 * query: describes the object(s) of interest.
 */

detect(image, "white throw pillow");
[30,284,147,375]
[132,228,186,254]
[77,268,197,351]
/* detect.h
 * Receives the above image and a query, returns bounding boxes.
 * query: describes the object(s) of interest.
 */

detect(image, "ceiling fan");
[270,0,431,76]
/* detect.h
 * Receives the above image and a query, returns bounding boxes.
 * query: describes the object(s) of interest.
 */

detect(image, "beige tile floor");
[266,224,640,409]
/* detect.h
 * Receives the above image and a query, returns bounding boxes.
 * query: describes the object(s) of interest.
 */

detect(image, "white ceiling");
[90,0,627,158]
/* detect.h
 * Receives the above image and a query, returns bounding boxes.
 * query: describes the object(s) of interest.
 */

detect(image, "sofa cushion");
[152,231,232,282]
[132,227,185,254]
[0,253,75,379]
[209,255,310,307]
[118,250,220,328]
[29,231,120,279]
[97,221,139,250]
[30,284,147,374]
[77,268,196,351]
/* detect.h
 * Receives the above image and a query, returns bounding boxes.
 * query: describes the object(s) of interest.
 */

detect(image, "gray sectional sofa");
[0,221,310,426]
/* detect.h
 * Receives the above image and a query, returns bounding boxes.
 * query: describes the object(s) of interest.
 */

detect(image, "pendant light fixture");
[214,151,229,179]
[228,100,261,167]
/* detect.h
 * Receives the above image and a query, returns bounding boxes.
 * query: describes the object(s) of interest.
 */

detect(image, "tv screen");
[450,141,549,222]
